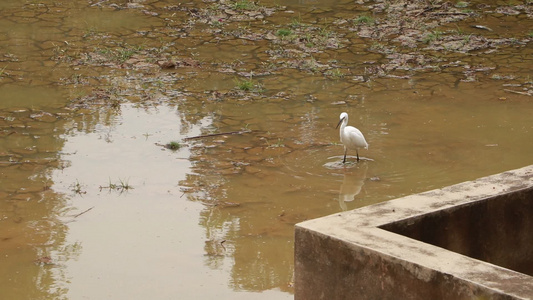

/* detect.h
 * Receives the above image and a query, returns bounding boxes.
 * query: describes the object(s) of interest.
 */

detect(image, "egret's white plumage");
[336,112,368,163]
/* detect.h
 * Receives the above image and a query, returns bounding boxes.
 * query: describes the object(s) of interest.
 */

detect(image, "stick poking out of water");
[183,130,252,141]
[73,206,94,218]
[504,89,532,96]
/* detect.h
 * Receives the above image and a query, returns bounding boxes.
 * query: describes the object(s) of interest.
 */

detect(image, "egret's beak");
[336,117,345,129]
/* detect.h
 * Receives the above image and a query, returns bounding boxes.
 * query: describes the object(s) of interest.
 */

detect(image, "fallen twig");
[73,206,94,218]
[430,11,471,16]
[414,6,438,17]
[504,89,532,96]
[471,25,493,31]
[183,130,252,141]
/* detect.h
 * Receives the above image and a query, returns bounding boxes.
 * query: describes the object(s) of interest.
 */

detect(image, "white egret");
[336,112,368,163]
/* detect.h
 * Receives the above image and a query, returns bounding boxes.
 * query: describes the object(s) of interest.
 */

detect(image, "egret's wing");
[345,126,369,149]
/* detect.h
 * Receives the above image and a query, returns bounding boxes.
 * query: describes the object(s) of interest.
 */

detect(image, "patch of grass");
[97,44,143,63]
[354,14,375,25]
[318,27,334,44]
[325,68,345,79]
[234,77,263,92]
[206,3,222,15]
[166,141,182,150]
[268,138,285,148]
[232,0,256,10]
[97,47,113,57]
[70,179,86,195]
[302,33,314,47]
[100,178,133,193]
[235,78,254,91]
[290,14,304,28]
[454,24,464,35]
[423,30,443,44]
[462,34,472,45]
[211,20,223,27]
[116,45,142,63]
[277,28,292,37]
[455,1,469,8]
[301,57,319,72]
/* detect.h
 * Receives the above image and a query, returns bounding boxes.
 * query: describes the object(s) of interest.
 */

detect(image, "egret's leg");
[343,148,347,164]
[356,149,360,161]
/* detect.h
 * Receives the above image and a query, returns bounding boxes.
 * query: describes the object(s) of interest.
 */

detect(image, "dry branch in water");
[183,130,253,141]
[73,206,94,218]
[504,89,532,96]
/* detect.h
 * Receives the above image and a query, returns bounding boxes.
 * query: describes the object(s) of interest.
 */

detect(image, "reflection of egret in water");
[338,162,368,211]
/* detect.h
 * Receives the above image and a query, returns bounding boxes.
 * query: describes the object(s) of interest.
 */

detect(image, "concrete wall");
[383,190,533,277]
[295,165,533,300]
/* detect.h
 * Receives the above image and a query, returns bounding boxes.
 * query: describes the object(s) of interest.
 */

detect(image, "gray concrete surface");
[295,165,533,300]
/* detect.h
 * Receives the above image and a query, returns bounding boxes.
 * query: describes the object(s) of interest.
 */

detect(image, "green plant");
[166,141,182,150]
[100,178,133,193]
[301,57,318,72]
[116,45,141,63]
[455,1,469,8]
[117,178,132,191]
[423,30,443,44]
[206,3,221,15]
[232,0,256,10]
[290,14,303,28]
[97,44,143,63]
[70,180,86,195]
[302,33,314,47]
[234,77,263,92]
[211,20,223,27]
[462,34,472,45]
[277,28,292,37]
[268,138,285,148]
[354,15,375,25]
[454,24,464,35]
[235,78,254,91]
[325,68,345,79]
[319,27,332,38]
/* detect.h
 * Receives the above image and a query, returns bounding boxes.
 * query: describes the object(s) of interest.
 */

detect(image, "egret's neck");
[340,119,347,131]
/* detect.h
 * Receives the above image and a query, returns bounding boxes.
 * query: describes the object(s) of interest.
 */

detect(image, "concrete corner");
[295,165,533,300]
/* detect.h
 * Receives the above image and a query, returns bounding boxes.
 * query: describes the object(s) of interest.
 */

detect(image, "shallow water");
[1,0,532,299]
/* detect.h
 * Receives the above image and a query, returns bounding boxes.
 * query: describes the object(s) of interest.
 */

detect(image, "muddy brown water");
[0,0,532,299]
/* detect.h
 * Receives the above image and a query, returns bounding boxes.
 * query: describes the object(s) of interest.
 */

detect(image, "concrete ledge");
[295,165,533,300]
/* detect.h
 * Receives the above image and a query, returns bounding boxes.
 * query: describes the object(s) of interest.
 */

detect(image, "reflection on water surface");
[0,0,532,299]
